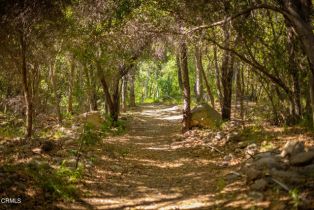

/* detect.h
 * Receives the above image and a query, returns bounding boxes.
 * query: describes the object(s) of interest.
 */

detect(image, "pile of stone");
[242,141,314,191]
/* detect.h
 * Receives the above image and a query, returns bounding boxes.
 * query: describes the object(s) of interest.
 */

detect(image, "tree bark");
[68,57,75,115]
[195,44,215,108]
[83,64,98,111]
[176,52,183,91]
[221,20,235,121]
[213,44,223,108]
[20,31,33,139]
[121,75,128,112]
[129,69,136,107]
[179,41,192,132]
[49,62,62,123]
[194,44,204,103]
[286,23,301,121]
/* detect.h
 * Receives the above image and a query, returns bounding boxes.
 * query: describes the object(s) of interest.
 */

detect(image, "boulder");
[190,103,222,129]
[250,179,268,191]
[244,167,263,182]
[270,168,305,184]
[245,143,258,157]
[280,141,304,158]
[253,157,282,170]
[76,111,104,129]
[290,151,314,166]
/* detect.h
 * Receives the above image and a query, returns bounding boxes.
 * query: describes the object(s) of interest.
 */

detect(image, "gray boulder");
[280,141,304,158]
[251,179,268,191]
[191,103,222,129]
[253,157,282,170]
[290,151,314,166]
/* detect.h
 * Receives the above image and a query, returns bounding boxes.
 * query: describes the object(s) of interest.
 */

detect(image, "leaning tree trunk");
[279,0,314,125]
[20,31,33,139]
[179,41,192,132]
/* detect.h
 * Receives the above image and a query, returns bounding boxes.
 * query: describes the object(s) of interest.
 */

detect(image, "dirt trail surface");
[57,104,281,210]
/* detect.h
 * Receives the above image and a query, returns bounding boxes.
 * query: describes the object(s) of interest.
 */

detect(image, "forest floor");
[58,104,313,210]
[1,104,314,209]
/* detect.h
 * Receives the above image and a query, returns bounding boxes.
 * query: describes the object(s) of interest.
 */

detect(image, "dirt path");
[59,104,268,210]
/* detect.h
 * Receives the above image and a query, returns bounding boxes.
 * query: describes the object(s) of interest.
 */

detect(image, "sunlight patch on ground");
[124,157,184,169]
[82,193,182,209]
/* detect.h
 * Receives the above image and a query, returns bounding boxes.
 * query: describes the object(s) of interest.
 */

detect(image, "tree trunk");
[176,52,183,91]
[129,69,136,107]
[121,75,128,112]
[213,44,223,108]
[195,44,215,108]
[50,62,62,123]
[179,41,192,132]
[235,66,244,120]
[68,58,75,115]
[279,0,314,124]
[20,31,33,139]
[97,61,121,123]
[221,21,234,121]
[194,44,204,103]
[285,23,301,122]
[83,64,97,111]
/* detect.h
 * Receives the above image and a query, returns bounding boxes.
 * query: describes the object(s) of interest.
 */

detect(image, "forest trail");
[59,104,250,210]
[56,104,278,210]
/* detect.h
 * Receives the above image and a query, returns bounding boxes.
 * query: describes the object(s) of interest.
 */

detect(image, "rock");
[296,164,314,177]
[219,161,229,167]
[248,191,264,201]
[214,132,224,141]
[253,157,282,170]
[238,142,247,149]
[31,147,43,154]
[254,152,274,159]
[226,132,239,142]
[190,103,222,129]
[280,141,304,158]
[270,168,305,184]
[224,172,241,182]
[250,179,268,191]
[244,167,263,182]
[245,143,258,157]
[223,153,234,161]
[290,151,314,166]
[76,111,104,129]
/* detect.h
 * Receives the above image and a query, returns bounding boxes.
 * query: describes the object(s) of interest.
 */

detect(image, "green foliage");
[58,161,84,183]
[26,161,79,201]
[80,123,101,146]
[289,188,301,209]
[0,115,24,138]
[237,125,275,144]
[100,117,126,136]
